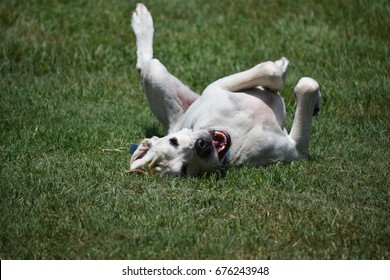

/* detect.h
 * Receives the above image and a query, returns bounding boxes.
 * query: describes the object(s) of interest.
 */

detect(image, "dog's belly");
[174,88,289,164]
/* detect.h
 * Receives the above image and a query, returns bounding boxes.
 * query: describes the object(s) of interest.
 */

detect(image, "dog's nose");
[195,138,213,158]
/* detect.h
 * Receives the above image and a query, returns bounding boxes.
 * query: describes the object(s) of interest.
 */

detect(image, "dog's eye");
[169,137,179,147]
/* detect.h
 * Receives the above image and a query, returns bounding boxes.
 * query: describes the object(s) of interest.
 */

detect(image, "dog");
[129,4,321,176]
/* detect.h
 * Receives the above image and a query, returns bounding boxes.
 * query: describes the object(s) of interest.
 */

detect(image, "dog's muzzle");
[195,138,213,158]
[194,130,232,162]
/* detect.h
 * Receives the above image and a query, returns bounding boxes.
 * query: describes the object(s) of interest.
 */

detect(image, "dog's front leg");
[207,58,289,93]
[131,4,199,132]
[289,77,321,158]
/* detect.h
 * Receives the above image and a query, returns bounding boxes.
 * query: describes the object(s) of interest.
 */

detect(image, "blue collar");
[130,143,230,166]
[221,149,230,166]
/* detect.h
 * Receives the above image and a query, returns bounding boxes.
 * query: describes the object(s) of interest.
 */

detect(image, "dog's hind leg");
[131,4,199,132]
[132,3,154,71]
[209,57,289,92]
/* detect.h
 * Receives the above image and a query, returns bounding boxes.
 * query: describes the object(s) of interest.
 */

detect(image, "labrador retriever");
[129,4,321,176]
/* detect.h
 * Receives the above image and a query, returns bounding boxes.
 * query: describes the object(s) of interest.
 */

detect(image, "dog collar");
[221,149,230,166]
[130,143,230,166]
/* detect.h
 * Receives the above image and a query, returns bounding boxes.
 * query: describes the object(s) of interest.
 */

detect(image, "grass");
[1,0,389,259]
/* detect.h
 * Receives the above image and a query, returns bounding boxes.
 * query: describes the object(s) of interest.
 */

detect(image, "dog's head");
[130,128,231,176]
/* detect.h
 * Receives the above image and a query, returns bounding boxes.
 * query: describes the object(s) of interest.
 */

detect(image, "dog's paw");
[294,77,321,116]
[275,57,289,82]
[131,3,154,38]
[257,61,284,91]
[295,77,319,95]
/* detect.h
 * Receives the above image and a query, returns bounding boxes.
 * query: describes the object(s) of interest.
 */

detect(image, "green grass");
[1,0,389,259]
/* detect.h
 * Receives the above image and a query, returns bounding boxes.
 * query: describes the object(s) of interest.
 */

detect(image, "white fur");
[130,4,321,176]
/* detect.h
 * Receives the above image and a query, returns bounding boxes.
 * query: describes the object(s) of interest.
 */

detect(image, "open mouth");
[209,130,231,161]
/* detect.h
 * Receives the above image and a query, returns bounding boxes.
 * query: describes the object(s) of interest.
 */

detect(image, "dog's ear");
[130,137,160,172]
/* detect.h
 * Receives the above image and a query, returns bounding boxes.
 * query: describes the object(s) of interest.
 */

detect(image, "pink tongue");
[212,131,227,153]
[213,140,222,153]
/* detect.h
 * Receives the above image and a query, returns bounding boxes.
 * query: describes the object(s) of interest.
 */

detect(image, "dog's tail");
[131,3,154,70]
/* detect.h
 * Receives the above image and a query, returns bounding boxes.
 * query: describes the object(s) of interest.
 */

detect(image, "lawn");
[1,0,389,259]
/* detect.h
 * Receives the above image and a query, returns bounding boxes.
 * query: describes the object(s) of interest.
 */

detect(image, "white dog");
[129,4,321,176]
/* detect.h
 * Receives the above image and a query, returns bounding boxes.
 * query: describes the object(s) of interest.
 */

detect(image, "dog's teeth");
[218,145,225,153]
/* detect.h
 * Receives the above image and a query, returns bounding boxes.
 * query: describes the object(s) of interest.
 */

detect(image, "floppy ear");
[130,137,160,171]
